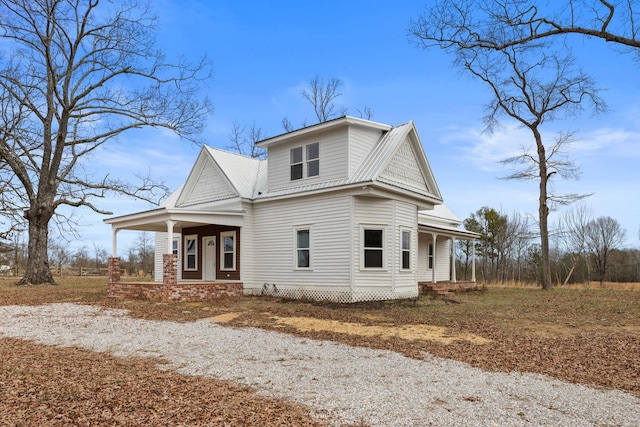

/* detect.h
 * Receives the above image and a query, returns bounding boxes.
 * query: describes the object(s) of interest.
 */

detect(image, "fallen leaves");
[0,338,327,426]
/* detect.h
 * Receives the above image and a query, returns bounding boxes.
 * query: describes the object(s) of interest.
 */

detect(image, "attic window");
[290,142,319,180]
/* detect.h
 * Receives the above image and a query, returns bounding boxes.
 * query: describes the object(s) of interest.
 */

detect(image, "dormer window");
[306,142,319,177]
[290,142,319,180]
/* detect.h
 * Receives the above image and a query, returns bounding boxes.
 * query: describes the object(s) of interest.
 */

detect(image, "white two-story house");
[104,116,478,302]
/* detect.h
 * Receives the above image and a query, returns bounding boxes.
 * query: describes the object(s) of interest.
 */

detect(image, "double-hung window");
[185,235,197,271]
[363,228,384,268]
[290,147,303,180]
[220,231,236,271]
[295,228,310,269]
[306,142,319,177]
[401,230,411,270]
[290,142,319,180]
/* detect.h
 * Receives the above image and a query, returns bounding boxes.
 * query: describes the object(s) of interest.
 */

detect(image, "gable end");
[378,137,430,194]
[176,155,237,207]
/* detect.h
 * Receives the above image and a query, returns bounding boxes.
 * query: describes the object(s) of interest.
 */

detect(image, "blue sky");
[74,0,639,255]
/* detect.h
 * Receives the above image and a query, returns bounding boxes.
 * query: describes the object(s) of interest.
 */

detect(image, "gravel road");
[0,303,638,426]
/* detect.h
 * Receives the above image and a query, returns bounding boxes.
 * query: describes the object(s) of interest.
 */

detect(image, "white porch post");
[451,237,457,283]
[111,227,119,257]
[471,238,476,282]
[431,233,438,284]
[166,220,176,255]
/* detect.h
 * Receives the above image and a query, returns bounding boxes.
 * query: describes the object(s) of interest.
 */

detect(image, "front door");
[203,236,216,281]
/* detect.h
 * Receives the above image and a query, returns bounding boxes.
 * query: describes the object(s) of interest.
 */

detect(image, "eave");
[256,116,391,148]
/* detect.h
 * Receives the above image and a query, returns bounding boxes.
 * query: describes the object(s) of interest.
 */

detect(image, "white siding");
[436,239,451,281]
[248,193,352,294]
[353,196,393,288]
[393,200,419,292]
[352,197,418,298]
[239,200,255,291]
[347,126,382,175]
[154,232,166,282]
[153,232,182,282]
[417,233,451,282]
[266,128,348,191]
[417,233,430,282]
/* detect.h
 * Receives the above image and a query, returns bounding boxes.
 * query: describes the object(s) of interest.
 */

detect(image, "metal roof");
[204,147,264,199]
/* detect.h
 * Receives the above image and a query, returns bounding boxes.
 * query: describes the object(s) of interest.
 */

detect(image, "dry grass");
[487,280,640,291]
[1,278,640,425]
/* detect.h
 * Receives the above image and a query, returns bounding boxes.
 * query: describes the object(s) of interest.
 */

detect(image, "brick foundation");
[107,281,243,302]
[107,254,242,302]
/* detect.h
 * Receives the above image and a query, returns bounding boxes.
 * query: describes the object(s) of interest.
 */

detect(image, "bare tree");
[48,239,72,274]
[0,0,212,285]
[585,216,627,286]
[92,242,108,271]
[411,12,605,289]
[409,1,640,58]
[555,203,593,285]
[301,76,348,123]
[356,106,375,120]
[226,120,267,159]
[134,232,155,277]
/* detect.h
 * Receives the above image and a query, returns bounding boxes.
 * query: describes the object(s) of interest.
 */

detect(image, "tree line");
[458,205,635,286]
[0,232,154,278]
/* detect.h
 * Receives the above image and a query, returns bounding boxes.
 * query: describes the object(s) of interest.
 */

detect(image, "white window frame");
[290,142,319,181]
[290,146,303,180]
[305,142,319,177]
[400,228,411,271]
[184,234,198,271]
[361,225,386,270]
[220,231,236,271]
[294,226,312,270]
[172,237,179,255]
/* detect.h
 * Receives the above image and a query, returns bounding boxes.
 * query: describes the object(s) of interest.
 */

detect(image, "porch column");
[431,233,438,284]
[163,254,178,286]
[471,238,476,282]
[166,220,176,255]
[108,257,121,284]
[111,227,120,257]
[451,237,457,283]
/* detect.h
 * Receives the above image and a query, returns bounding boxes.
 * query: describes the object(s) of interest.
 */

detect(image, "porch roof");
[418,223,480,240]
[103,207,245,232]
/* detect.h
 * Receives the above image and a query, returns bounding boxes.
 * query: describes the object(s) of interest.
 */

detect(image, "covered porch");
[104,207,245,302]
[417,223,479,285]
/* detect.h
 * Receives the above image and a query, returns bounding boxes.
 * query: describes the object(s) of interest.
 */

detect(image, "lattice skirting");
[254,283,418,303]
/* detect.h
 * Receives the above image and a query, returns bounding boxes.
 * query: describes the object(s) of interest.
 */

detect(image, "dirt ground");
[1,279,639,426]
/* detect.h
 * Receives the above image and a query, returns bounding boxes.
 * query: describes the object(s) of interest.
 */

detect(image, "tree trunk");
[535,128,553,290]
[17,207,55,285]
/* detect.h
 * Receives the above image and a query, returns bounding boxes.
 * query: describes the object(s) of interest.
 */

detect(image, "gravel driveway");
[0,303,638,426]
